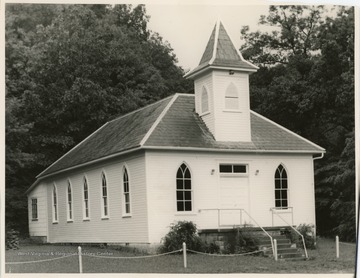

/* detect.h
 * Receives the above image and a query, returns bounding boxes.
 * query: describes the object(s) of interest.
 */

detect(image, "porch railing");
[270,208,308,259]
[198,208,274,256]
[270,206,294,226]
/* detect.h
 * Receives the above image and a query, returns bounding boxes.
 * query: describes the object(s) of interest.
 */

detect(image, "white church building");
[26,21,325,247]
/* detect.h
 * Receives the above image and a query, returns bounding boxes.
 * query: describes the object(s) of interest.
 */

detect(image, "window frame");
[274,164,289,210]
[219,163,248,177]
[83,176,90,221]
[31,198,38,221]
[224,82,240,111]
[176,163,193,213]
[52,184,58,223]
[122,166,131,217]
[101,171,109,219]
[66,180,73,222]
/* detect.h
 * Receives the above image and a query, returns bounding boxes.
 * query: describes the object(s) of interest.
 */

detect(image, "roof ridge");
[140,94,179,146]
[209,19,221,65]
[250,110,325,152]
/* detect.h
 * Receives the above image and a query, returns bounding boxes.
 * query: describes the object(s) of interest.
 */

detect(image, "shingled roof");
[36,94,324,181]
[37,96,173,178]
[185,21,258,79]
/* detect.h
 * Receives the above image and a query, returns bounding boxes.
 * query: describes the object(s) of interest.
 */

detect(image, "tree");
[240,5,325,66]
[241,5,355,240]
[5,4,192,235]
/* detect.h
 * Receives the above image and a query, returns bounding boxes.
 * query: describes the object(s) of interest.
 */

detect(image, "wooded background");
[5,4,355,241]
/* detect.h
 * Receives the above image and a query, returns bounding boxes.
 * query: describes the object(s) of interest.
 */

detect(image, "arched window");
[52,184,58,223]
[275,164,288,209]
[201,87,209,114]
[83,177,90,219]
[176,163,192,211]
[225,83,239,110]
[101,172,108,218]
[123,167,131,215]
[67,180,73,221]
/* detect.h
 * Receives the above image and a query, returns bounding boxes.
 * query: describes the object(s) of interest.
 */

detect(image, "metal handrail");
[270,207,294,226]
[241,209,275,257]
[270,208,308,259]
[198,208,275,257]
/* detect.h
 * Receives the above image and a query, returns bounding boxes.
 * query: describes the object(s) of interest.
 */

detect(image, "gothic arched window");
[201,87,209,114]
[123,167,131,215]
[67,180,73,221]
[176,163,192,211]
[275,164,288,209]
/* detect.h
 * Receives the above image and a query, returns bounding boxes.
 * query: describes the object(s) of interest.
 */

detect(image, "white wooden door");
[219,176,250,226]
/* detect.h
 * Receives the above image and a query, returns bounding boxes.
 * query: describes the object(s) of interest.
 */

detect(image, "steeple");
[186,20,257,142]
[185,20,258,80]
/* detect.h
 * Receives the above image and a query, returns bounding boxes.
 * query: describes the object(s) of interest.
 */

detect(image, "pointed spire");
[185,20,258,79]
[198,23,216,65]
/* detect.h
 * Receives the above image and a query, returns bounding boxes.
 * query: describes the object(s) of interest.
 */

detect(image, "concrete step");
[258,238,290,245]
[278,252,305,259]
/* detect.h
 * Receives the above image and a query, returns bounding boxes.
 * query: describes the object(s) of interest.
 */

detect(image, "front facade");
[27,21,324,247]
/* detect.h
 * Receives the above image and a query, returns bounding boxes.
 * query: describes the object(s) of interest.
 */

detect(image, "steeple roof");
[185,21,258,79]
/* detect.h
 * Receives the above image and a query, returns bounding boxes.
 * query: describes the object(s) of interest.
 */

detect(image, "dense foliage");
[5,4,192,234]
[240,5,355,241]
[158,221,205,253]
[223,227,260,254]
[284,224,316,249]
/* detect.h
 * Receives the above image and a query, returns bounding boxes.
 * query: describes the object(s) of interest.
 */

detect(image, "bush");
[202,241,221,254]
[223,227,259,255]
[158,221,204,253]
[284,224,316,250]
[6,228,20,250]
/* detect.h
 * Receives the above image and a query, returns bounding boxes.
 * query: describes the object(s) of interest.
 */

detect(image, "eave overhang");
[26,144,325,194]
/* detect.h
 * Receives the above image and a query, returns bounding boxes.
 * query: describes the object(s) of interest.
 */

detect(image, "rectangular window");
[31,198,38,220]
[219,164,247,174]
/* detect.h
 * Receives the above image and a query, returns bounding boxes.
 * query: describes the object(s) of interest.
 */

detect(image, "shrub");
[202,241,220,254]
[158,221,204,253]
[223,227,259,255]
[6,228,20,250]
[284,224,316,250]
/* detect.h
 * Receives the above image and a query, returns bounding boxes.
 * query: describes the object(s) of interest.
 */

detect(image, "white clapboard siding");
[145,150,316,243]
[46,153,149,243]
[248,154,316,227]
[194,70,251,142]
[212,70,251,142]
[28,183,48,237]
[194,72,215,135]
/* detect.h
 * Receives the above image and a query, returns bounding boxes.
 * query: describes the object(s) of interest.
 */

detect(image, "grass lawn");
[5,237,356,274]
